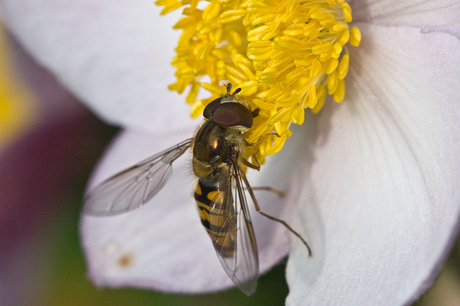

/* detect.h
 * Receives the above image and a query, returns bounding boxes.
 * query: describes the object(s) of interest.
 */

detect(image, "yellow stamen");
[350,27,362,47]
[190,99,206,118]
[157,0,360,159]
[338,54,349,79]
[291,108,305,125]
[333,79,346,102]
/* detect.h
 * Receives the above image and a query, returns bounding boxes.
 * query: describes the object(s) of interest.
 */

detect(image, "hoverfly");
[83,83,311,296]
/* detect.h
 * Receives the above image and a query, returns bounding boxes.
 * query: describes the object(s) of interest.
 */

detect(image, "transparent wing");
[83,138,192,216]
[209,163,259,296]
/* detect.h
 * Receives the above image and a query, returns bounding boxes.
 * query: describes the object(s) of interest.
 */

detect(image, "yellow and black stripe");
[194,177,235,257]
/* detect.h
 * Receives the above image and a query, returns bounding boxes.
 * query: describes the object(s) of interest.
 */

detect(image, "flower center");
[156,0,360,161]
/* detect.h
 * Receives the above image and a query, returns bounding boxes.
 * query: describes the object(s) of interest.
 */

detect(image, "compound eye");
[212,103,253,128]
[203,98,222,119]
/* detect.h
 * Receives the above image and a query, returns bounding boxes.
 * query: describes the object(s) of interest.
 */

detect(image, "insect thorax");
[192,120,245,178]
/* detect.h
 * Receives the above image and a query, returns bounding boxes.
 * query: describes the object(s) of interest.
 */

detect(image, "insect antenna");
[232,87,242,95]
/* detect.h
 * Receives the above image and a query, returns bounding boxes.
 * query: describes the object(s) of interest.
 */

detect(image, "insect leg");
[239,156,285,196]
[251,186,285,197]
[240,170,312,257]
[239,156,260,171]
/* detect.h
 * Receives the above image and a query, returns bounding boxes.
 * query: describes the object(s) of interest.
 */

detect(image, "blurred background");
[1,22,459,306]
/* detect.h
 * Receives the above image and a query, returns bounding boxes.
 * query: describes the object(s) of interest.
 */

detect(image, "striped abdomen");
[194,176,235,257]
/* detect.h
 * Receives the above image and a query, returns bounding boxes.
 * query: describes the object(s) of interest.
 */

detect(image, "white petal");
[0,0,196,132]
[286,24,460,305]
[351,0,460,37]
[81,126,307,293]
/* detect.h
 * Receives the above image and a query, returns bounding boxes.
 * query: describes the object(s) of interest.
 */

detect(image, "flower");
[0,26,35,148]
[0,25,113,305]
[159,0,361,159]
[1,0,459,304]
